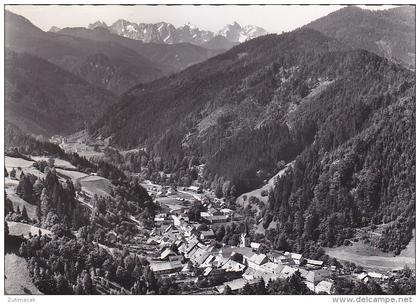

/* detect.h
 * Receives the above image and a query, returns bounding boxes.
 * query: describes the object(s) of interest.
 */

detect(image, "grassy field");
[7,221,51,238]
[5,176,38,219]
[56,168,112,197]
[56,168,89,180]
[31,156,76,169]
[5,156,45,180]
[5,253,42,295]
[255,219,278,234]
[156,196,193,212]
[236,161,295,209]
[5,156,34,169]
[59,130,106,159]
[79,175,113,197]
[5,189,38,219]
[325,232,415,271]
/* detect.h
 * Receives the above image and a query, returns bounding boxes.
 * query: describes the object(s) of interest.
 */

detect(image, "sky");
[5,4,398,34]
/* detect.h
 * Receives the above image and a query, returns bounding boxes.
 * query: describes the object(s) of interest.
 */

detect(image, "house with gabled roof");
[189,246,211,265]
[160,248,177,260]
[246,253,269,268]
[200,254,216,268]
[315,281,333,294]
[250,242,262,252]
[306,259,324,268]
[285,252,303,265]
[280,265,298,279]
[200,229,215,240]
[215,278,259,294]
[221,259,246,273]
[149,260,183,275]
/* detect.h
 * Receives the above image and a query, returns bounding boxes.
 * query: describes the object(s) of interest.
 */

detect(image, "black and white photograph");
[1,1,416,300]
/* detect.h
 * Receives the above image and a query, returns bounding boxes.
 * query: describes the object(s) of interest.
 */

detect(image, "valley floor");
[325,234,415,271]
[4,146,415,295]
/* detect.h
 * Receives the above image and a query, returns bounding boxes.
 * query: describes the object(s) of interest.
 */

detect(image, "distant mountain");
[217,22,268,43]
[48,26,61,33]
[5,51,115,136]
[5,10,168,94]
[202,35,237,50]
[304,6,415,68]
[57,26,220,71]
[88,18,268,46]
[88,20,108,29]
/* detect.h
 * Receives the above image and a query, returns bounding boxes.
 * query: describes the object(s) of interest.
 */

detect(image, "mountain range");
[85,19,268,45]
[5,10,167,94]
[5,10,222,94]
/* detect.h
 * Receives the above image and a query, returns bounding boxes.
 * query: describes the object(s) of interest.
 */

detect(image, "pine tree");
[223,285,233,295]
[40,188,50,217]
[21,206,28,220]
[5,192,14,214]
[5,221,9,238]
[241,282,255,295]
[82,273,93,294]
[36,205,42,221]
[256,278,267,295]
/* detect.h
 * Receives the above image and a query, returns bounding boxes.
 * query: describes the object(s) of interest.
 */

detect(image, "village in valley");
[4,130,413,295]
[115,180,403,295]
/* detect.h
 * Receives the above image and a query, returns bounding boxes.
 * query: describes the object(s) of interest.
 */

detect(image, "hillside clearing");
[5,156,45,179]
[5,189,37,219]
[325,232,415,271]
[31,156,76,169]
[5,253,42,295]
[5,156,34,169]
[7,221,51,238]
[56,168,89,180]
[236,161,295,209]
[79,175,113,197]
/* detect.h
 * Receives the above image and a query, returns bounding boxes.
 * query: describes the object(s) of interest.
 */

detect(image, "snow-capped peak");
[184,21,199,30]
[88,20,108,30]
[87,18,267,45]
[217,22,268,43]
[49,26,61,33]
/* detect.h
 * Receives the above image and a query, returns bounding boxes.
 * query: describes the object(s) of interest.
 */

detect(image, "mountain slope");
[92,28,415,253]
[57,27,220,71]
[5,10,167,94]
[91,28,413,191]
[201,35,237,50]
[5,51,115,136]
[304,6,415,68]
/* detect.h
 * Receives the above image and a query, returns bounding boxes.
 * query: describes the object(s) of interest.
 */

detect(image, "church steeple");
[240,220,250,247]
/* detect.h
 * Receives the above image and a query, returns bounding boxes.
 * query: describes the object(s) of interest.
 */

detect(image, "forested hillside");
[5,51,115,136]
[91,28,415,251]
[57,27,221,72]
[91,29,414,191]
[261,68,415,254]
[5,122,161,294]
[305,6,415,68]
